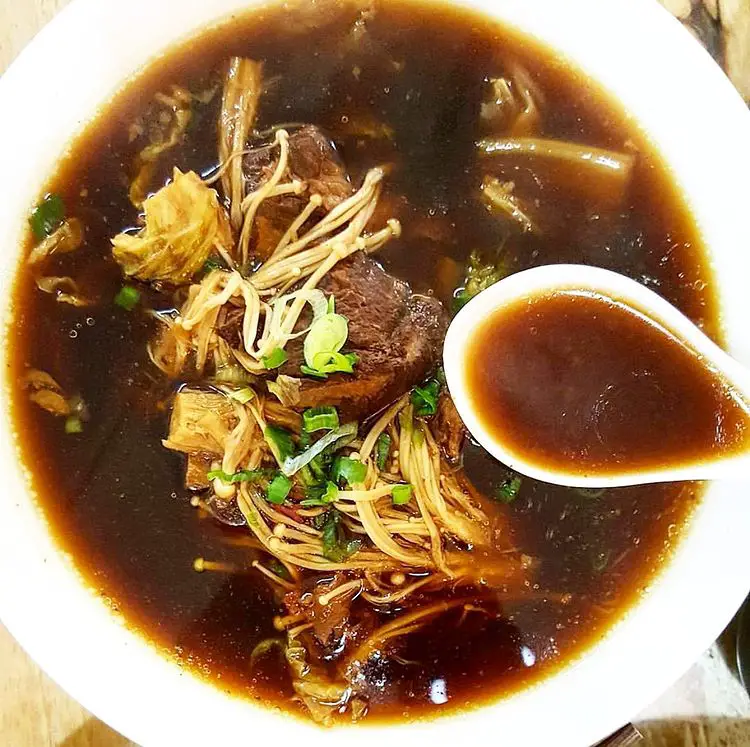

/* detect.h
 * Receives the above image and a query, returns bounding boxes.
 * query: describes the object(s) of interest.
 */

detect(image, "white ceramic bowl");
[1,1,750,745]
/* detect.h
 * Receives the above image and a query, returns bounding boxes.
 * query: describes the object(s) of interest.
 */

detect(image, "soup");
[9,0,713,725]
[466,290,749,477]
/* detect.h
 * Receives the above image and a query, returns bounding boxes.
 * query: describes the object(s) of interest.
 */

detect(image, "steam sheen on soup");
[9,0,713,725]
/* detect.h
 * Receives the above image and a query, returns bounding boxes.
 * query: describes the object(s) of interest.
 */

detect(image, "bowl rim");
[2,0,750,745]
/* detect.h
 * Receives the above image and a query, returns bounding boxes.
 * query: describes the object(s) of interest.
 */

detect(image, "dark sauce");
[467,291,749,477]
[8,0,711,723]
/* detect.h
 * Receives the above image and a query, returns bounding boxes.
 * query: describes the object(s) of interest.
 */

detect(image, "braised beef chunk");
[216,305,243,350]
[287,126,354,210]
[244,125,352,199]
[434,392,466,463]
[203,494,247,527]
[243,126,355,259]
[281,252,447,419]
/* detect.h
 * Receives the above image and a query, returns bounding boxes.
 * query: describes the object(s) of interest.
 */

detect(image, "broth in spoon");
[466,289,750,477]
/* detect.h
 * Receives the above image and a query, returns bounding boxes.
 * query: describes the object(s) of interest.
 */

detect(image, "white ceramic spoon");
[443,264,750,488]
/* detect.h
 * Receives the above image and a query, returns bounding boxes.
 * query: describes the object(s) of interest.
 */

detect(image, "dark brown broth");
[8,0,710,723]
[467,291,749,476]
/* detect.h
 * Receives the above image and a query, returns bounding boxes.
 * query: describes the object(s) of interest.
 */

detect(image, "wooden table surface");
[2,2,750,746]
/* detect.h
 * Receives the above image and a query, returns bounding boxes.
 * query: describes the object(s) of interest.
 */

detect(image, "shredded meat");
[284,575,376,660]
[204,494,247,526]
[279,253,447,419]
[284,574,353,646]
[185,452,214,490]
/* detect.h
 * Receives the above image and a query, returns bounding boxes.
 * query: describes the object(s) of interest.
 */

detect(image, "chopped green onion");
[262,348,288,370]
[281,422,357,477]
[268,559,292,581]
[114,285,141,311]
[453,289,471,312]
[300,365,329,379]
[392,484,413,505]
[375,433,392,470]
[301,352,358,379]
[300,498,323,507]
[494,475,522,503]
[64,416,83,434]
[207,468,265,484]
[304,313,348,366]
[303,406,340,432]
[267,473,292,505]
[270,289,327,322]
[332,456,367,486]
[300,481,338,507]
[453,249,510,313]
[202,257,225,273]
[304,289,329,320]
[30,193,65,240]
[320,508,362,562]
[264,425,296,462]
[312,351,357,373]
[300,308,358,378]
[323,481,339,503]
[297,436,334,486]
[412,379,440,416]
[227,387,255,404]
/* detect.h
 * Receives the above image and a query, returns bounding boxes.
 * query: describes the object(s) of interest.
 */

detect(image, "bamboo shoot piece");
[219,57,264,231]
[477,136,635,209]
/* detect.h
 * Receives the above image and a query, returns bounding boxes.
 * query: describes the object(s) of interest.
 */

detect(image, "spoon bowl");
[444,264,750,488]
